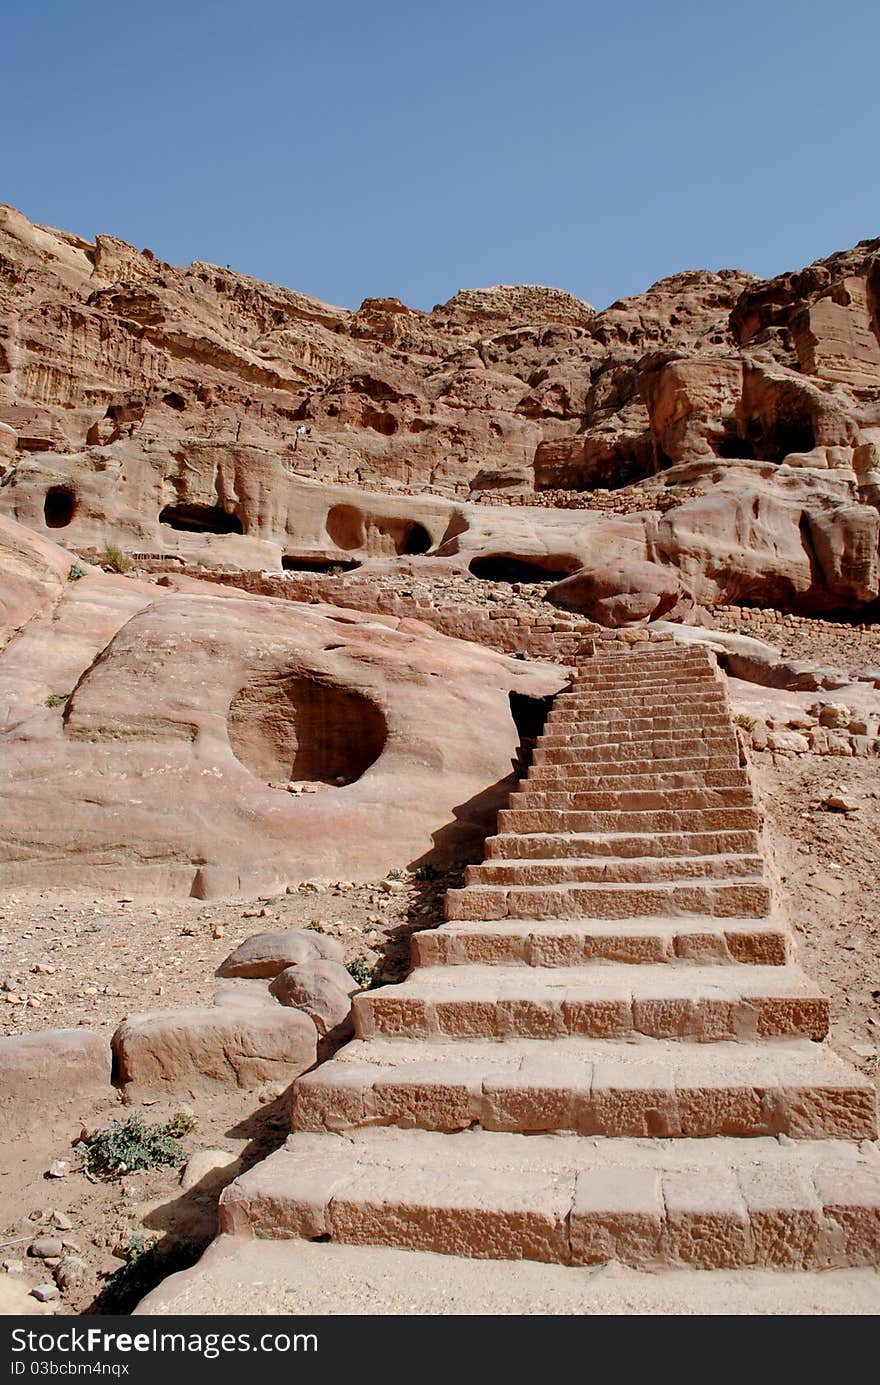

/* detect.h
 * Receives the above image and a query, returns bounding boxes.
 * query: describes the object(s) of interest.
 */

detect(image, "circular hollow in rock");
[227,674,386,788]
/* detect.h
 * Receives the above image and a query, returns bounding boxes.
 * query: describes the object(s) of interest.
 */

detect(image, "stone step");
[526,758,748,781]
[291,1037,876,1141]
[465,853,766,887]
[556,684,725,702]
[548,702,729,723]
[445,879,772,921]
[532,740,737,767]
[485,828,762,860]
[508,787,754,812]
[412,916,789,967]
[353,963,828,1042]
[219,1129,880,1268]
[539,719,728,743]
[575,668,714,686]
[526,769,749,790]
[577,658,713,677]
[497,807,761,835]
[574,652,713,668]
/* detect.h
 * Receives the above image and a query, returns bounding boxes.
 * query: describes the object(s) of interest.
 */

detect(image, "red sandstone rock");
[0,1029,111,1130]
[111,1004,317,1097]
[547,559,692,626]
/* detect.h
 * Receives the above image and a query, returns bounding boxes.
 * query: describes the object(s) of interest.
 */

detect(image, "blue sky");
[5,1,879,311]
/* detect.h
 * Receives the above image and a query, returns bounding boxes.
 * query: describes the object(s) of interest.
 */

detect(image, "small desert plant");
[733,713,757,732]
[100,543,131,574]
[44,693,68,709]
[163,1111,197,1138]
[304,920,326,933]
[414,863,437,881]
[68,564,87,581]
[76,1113,188,1179]
[346,956,373,988]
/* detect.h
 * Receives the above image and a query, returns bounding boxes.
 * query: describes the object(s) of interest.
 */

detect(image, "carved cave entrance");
[469,554,581,583]
[159,504,244,534]
[44,486,75,528]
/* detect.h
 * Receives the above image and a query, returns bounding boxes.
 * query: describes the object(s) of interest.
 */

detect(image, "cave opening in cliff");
[401,522,432,555]
[228,674,387,788]
[743,415,817,463]
[469,554,581,583]
[282,556,361,573]
[159,503,244,534]
[44,486,75,528]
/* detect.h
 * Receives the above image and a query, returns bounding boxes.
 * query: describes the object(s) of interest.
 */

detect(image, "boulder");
[547,559,692,626]
[180,1149,243,1192]
[111,1005,317,1098]
[0,1029,110,1131]
[217,930,326,979]
[269,962,355,1037]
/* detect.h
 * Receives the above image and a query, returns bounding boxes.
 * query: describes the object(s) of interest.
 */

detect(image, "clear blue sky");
[5,1,879,311]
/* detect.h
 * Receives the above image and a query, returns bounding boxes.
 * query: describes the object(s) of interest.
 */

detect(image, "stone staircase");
[220,640,880,1271]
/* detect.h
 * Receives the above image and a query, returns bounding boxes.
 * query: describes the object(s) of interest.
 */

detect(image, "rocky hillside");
[3,202,877,498]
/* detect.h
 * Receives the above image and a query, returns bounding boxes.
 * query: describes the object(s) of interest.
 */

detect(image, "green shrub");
[76,1113,187,1179]
[100,544,131,574]
[346,956,373,988]
[733,713,757,732]
[44,693,69,709]
[68,564,87,581]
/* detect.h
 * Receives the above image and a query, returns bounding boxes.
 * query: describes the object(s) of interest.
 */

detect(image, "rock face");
[1,206,878,617]
[0,518,562,896]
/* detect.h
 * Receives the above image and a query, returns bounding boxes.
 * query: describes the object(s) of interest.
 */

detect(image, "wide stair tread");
[291,1036,876,1141]
[354,962,829,1042]
[219,1128,880,1269]
[445,877,771,919]
[413,915,789,966]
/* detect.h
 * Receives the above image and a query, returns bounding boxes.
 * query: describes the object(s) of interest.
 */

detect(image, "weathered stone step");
[533,739,736,765]
[412,916,789,967]
[548,700,728,722]
[508,787,754,812]
[465,853,765,887]
[580,655,712,674]
[445,878,771,921]
[540,719,728,743]
[575,669,713,687]
[582,648,715,670]
[291,1037,876,1141]
[529,758,742,781]
[354,963,828,1042]
[526,769,749,791]
[220,1129,880,1268]
[485,828,762,860]
[498,806,760,835]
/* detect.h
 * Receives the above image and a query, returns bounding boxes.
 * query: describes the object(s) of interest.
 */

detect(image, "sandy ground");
[0,873,451,1314]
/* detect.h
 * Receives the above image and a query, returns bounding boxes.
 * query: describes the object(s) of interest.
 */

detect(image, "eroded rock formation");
[1,205,879,617]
